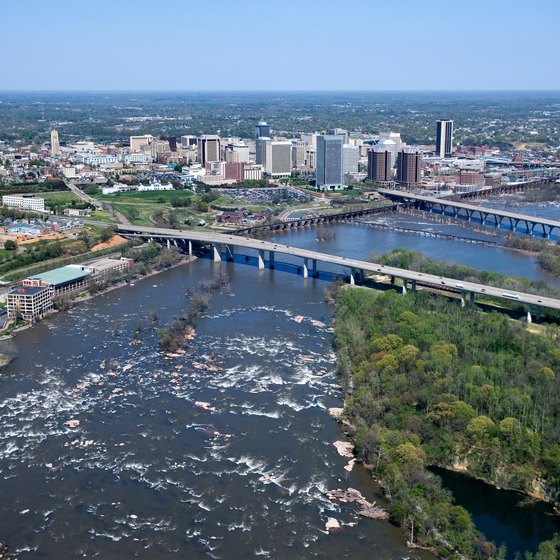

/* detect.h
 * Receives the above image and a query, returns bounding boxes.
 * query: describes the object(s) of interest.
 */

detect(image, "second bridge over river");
[117,224,560,323]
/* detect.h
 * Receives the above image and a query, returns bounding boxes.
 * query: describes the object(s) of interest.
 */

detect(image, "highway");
[377,189,560,232]
[117,224,560,313]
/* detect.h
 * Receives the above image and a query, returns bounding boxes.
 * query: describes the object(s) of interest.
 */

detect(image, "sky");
[1,0,559,91]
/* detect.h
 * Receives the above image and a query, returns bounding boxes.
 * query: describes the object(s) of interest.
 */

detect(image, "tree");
[3,240,17,251]
[126,207,140,221]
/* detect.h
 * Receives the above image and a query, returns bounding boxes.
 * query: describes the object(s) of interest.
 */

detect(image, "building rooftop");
[28,265,90,287]
[9,285,50,296]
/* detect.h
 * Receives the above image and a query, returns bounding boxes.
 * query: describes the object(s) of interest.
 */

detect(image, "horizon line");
[0,89,559,94]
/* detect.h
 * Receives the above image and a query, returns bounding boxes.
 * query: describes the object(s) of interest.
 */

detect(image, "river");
[0,220,559,559]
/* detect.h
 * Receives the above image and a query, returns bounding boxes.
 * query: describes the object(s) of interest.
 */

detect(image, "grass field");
[36,191,81,204]
[96,190,194,203]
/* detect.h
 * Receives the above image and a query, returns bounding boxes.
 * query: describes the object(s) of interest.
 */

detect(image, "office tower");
[379,131,405,153]
[264,141,292,177]
[50,130,60,156]
[255,121,271,139]
[305,148,316,169]
[161,136,177,152]
[327,128,349,143]
[255,136,270,165]
[377,138,397,168]
[396,149,422,187]
[291,140,307,169]
[316,135,343,190]
[130,135,153,153]
[342,144,359,175]
[367,147,392,182]
[225,142,250,163]
[436,119,453,158]
[255,122,271,165]
[181,135,198,148]
[197,135,221,165]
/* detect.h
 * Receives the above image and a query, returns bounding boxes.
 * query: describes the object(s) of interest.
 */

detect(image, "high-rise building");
[50,130,60,156]
[327,128,349,143]
[197,135,221,165]
[367,147,392,182]
[316,135,344,190]
[130,135,153,153]
[264,141,292,178]
[396,149,422,187]
[436,119,453,158]
[379,132,405,153]
[291,140,307,169]
[342,144,359,175]
[255,136,270,166]
[377,139,397,168]
[225,142,250,164]
[255,121,271,139]
[255,122,271,164]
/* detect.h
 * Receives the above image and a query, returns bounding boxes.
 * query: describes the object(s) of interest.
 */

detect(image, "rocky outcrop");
[325,488,389,521]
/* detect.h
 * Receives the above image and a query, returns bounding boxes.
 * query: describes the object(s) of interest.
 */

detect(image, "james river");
[1,214,559,559]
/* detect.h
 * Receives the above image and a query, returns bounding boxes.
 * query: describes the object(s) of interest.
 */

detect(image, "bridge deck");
[117,225,560,312]
[377,189,560,228]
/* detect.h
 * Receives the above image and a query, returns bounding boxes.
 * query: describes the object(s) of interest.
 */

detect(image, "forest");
[334,286,560,558]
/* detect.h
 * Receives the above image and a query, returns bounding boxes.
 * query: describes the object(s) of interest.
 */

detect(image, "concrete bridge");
[117,224,560,322]
[378,189,560,238]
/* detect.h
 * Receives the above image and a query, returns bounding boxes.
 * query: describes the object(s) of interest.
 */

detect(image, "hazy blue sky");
[2,0,559,91]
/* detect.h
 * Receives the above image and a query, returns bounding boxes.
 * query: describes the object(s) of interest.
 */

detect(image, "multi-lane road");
[117,225,560,314]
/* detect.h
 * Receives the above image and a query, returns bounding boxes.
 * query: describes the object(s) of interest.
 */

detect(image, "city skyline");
[2,0,559,91]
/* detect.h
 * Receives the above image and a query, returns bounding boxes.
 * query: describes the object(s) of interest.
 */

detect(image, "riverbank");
[0,249,197,351]
[333,284,560,557]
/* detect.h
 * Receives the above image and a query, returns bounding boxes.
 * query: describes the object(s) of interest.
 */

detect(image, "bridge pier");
[312,259,317,278]
[536,306,541,322]
[212,244,221,263]
[188,240,192,257]
[226,244,235,262]
[350,272,355,285]
[461,291,466,308]
[302,258,309,279]
[470,291,475,305]
[258,250,265,270]
[527,304,532,324]
[166,239,170,249]
[269,250,275,269]
[402,279,407,294]
[411,280,416,292]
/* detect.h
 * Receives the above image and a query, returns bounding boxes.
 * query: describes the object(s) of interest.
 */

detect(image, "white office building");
[2,195,46,212]
[343,144,360,175]
[264,141,292,178]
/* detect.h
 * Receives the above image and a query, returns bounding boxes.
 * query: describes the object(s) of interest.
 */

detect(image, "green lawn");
[96,190,194,204]
[36,191,81,204]
[85,210,118,224]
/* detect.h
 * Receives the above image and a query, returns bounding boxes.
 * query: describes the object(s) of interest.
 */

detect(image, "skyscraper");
[316,135,343,190]
[396,149,422,187]
[197,135,221,165]
[342,144,359,175]
[255,122,271,165]
[264,141,291,178]
[436,119,453,158]
[50,130,60,156]
[367,147,392,182]
[255,121,271,139]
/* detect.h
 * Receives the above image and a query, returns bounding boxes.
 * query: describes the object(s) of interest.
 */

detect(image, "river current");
[1,215,559,559]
